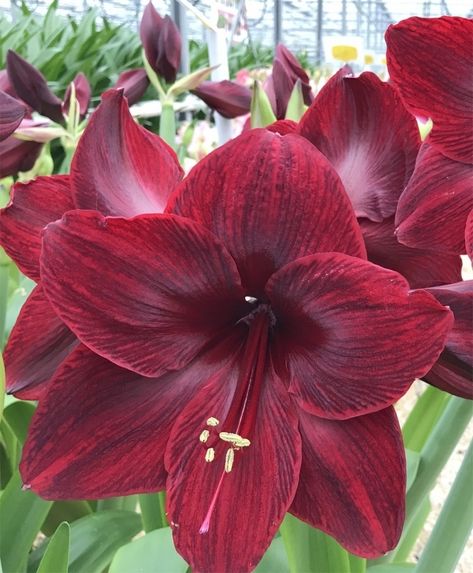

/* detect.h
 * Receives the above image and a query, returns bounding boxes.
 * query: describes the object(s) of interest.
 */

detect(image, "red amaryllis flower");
[192,80,252,119]
[6,50,91,123]
[266,43,313,119]
[22,130,451,572]
[297,67,462,289]
[385,17,473,254]
[0,90,25,141]
[140,1,181,84]
[115,68,150,105]
[0,89,183,400]
[0,136,42,179]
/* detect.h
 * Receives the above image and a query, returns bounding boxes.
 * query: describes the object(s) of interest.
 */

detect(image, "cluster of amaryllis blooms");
[0,14,472,573]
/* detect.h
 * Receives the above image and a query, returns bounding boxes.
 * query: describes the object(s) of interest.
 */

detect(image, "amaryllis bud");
[0,90,25,141]
[271,44,313,118]
[63,72,91,119]
[0,135,42,178]
[115,68,150,105]
[6,51,64,124]
[140,2,181,84]
[192,80,251,118]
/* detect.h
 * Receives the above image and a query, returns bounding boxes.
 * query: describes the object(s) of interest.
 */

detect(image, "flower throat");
[198,305,272,534]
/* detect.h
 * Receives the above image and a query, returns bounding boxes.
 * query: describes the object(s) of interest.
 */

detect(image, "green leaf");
[109,527,187,573]
[415,440,473,573]
[36,522,70,573]
[139,493,167,532]
[0,471,52,573]
[369,565,415,572]
[255,537,290,573]
[285,79,305,121]
[0,354,4,421]
[280,513,350,573]
[3,402,35,444]
[391,497,431,564]
[28,511,142,573]
[41,501,92,537]
[250,81,276,128]
[405,448,420,492]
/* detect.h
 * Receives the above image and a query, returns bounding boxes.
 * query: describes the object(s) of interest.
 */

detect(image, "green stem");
[415,440,473,573]
[402,385,450,452]
[139,493,164,532]
[159,100,176,149]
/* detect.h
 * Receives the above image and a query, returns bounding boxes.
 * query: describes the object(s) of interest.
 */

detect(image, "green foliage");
[0,1,142,100]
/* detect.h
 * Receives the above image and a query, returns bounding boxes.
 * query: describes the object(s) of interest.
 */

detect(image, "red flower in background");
[0,89,183,399]
[0,90,25,141]
[19,129,451,572]
[140,1,181,84]
[192,80,252,119]
[385,16,473,254]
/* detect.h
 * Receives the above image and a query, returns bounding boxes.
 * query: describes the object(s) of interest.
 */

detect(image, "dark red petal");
[360,217,462,289]
[0,69,17,98]
[422,281,473,399]
[385,16,473,164]
[0,175,73,281]
[168,129,366,296]
[271,58,295,119]
[41,211,246,377]
[140,1,164,74]
[156,16,181,84]
[192,80,251,119]
[6,50,64,124]
[291,407,405,557]
[466,209,473,261]
[266,119,297,135]
[4,286,78,400]
[20,343,214,499]
[298,70,420,222]
[267,252,453,419]
[0,90,25,141]
[70,89,183,216]
[166,358,301,573]
[275,44,313,107]
[0,136,42,179]
[395,143,473,254]
[63,72,91,119]
[115,68,150,106]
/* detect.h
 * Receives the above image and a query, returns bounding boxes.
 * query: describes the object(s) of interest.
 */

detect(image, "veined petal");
[4,286,78,400]
[395,143,473,254]
[20,343,217,499]
[298,70,420,222]
[40,211,246,377]
[192,80,251,118]
[0,136,42,179]
[0,175,73,281]
[385,16,473,164]
[0,90,25,141]
[291,407,405,557]
[6,50,64,124]
[166,357,301,573]
[466,209,473,261]
[360,217,462,289]
[70,89,183,216]
[168,129,366,296]
[266,119,297,135]
[422,281,473,399]
[267,252,453,419]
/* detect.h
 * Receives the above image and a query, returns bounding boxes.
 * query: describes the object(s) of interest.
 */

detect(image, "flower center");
[198,304,272,534]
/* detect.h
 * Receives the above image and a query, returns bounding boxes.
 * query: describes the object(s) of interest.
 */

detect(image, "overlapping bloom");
[0,89,183,399]
[385,16,473,254]
[13,127,452,572]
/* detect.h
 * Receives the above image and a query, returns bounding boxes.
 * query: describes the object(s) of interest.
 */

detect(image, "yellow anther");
[224,448,235,473]
[207,417,220,427]
[205,448,215,462]
[219,432,251,448]
[199,429,210,443]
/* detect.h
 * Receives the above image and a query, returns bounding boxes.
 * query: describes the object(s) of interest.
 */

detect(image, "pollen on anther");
[207,417,220,427]
[199,429,210,443]
[225,448,235,473]
[205,448,215,462]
